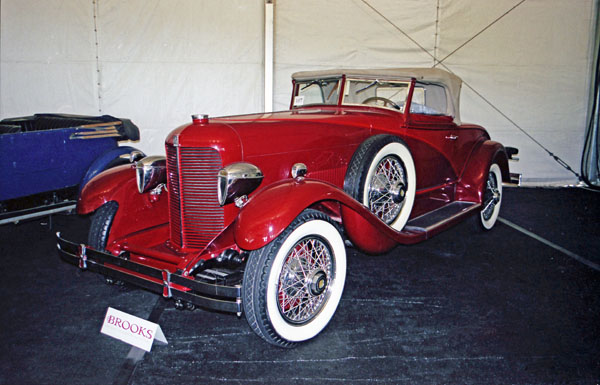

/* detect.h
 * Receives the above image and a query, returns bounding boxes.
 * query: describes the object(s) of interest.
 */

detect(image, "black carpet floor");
[0,187,598,384]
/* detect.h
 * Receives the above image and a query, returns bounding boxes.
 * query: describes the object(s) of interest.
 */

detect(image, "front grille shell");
[166,144,224,250]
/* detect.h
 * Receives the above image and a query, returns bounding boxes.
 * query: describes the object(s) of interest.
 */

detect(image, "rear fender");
[79,146,144,192]
[456,140,509,202]
[78,164,168,245]
[233,178,404,254]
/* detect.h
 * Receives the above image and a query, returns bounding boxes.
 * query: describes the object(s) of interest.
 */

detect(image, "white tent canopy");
[1,0,598,185]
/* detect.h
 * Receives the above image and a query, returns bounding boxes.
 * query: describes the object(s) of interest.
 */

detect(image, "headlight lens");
[218,162,263,206]
[135,156,166,193]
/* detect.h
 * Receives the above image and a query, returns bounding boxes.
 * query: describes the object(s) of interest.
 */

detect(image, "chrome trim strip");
[0,203,76,225]
[80,121,122,128]
[69,127,120,140]
[70,133,121,140]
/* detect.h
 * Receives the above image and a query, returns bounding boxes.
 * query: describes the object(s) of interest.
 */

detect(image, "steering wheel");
[362,96,401,110]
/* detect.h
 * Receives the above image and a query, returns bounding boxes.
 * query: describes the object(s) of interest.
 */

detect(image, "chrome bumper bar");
[506,172,522,187]
[56,232,242,314]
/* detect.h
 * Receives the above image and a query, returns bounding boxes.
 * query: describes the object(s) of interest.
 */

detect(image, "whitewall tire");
[344,135,416,231]
[242,209,346,347]
[478,163,503,230]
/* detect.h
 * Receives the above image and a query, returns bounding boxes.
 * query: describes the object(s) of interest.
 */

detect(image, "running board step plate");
[404,201,479,232]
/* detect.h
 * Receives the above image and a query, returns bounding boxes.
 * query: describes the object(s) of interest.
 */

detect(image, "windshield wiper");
[300,79,328,90]
[356,79,380,94]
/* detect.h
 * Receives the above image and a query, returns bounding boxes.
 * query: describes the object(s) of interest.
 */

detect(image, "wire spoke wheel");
[344,135,416,231]
[367,155,407,224]
[476,163,503,231]
[482,170,500,221]
[278,236,334,324]
[242,209,346,347]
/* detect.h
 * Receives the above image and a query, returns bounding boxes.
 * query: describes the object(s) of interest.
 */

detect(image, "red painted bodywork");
[78,164,169,255]
[77,74,510,275]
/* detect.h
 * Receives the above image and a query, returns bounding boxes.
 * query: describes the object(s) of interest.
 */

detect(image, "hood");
[210,106,404,159]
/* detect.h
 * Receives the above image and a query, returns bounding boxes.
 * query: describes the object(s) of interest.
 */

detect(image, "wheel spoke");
[368,156,406,224]
[482,169,501,220]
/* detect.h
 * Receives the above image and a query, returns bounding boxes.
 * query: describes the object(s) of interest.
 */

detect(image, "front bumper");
[56,232,242,314]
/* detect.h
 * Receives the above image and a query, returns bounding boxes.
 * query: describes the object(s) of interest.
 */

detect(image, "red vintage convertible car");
[57,68,518,347]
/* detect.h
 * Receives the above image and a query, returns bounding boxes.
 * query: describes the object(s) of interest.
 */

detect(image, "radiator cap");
[192,114,209,124]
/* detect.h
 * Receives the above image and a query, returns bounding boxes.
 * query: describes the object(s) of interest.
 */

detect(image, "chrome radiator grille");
[166,144,224,249]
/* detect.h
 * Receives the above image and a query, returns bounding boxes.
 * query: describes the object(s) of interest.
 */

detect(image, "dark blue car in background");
[0,113,144,224]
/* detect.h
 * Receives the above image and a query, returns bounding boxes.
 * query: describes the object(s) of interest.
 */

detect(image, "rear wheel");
[242,209,347,347]
[88,201,118,250]
[344,135,416,230]
[475,163,502,231]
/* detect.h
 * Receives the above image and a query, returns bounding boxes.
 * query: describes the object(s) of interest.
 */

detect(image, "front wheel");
[242,209,347,347]
[88,201,118,250]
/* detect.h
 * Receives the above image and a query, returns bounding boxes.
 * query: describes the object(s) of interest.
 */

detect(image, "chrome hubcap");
[308,270,327,296]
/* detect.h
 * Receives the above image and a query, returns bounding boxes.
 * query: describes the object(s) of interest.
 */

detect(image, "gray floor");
[0,187,598,384]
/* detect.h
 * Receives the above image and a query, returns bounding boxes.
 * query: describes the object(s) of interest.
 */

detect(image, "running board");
[404,201,480,233]
[0,201,76,225]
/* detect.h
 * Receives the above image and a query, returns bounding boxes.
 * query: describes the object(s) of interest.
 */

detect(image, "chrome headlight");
[218,162,263,206]
[135,156,166,193]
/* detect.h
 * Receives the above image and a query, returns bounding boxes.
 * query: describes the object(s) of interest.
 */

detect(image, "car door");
[402,81,463,213]
[406,113,458,185]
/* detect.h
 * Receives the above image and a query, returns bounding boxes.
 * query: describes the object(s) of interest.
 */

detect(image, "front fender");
[78,164,169,245]
[79,145,144,192]
[233,179,341,250]
[77,164,136,214]
[233,178,419,254]
[456,140,509,203]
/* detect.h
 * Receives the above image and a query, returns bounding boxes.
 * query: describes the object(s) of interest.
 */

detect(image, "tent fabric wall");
[437,0,596,186]
[0,0,264,156]
[1,0,597,185]
[582,6,600,188]
[0,0,99,115]
[274,0,597,186]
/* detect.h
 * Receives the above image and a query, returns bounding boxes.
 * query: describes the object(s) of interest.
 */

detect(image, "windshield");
[292,77,411,112]
[293,78,341,107]
[343,79,410,112]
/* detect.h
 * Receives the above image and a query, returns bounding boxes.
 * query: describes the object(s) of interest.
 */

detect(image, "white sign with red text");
[100,307,168,352]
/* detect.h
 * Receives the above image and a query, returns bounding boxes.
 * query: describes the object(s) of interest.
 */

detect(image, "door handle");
[445,134,458,140]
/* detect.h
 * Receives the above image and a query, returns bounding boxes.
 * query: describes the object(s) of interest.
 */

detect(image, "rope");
[436,0,527,65]
[449,69,581,179]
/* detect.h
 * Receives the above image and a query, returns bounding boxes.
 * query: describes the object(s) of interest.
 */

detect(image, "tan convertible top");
[292,67,463,124]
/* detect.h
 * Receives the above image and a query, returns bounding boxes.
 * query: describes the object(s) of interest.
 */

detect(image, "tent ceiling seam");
[92,0,102,114]
[434,0,441,67]
[359,0,581,180]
